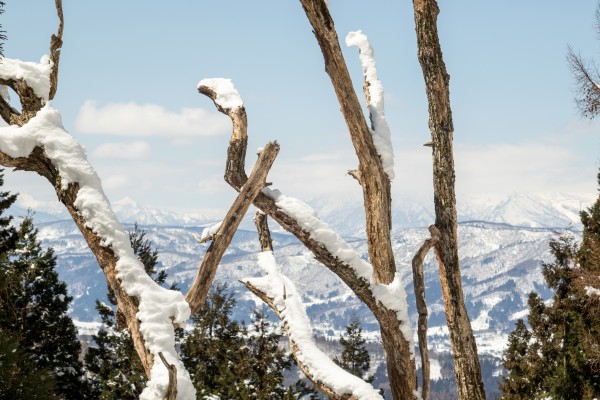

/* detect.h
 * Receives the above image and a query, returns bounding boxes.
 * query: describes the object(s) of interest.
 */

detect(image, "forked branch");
[243,216,382,400]
[411,225,440,400]
[299,0,395,285]
[200,75,418,400]
[185,141,280,314]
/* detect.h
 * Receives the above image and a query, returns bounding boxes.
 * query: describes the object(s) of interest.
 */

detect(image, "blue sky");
[3,1,600,214]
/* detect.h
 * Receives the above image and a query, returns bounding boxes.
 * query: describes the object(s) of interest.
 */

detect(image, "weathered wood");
[244,280,357,400]
[185,142,279,314]
[158,352,178,400]
[412,1,486,398]
[49,0,64,100]
[0,147,155,376]
[411,225,440,400]
[201,79,418,400]
[254,212,273,252]
[299,0,395,287]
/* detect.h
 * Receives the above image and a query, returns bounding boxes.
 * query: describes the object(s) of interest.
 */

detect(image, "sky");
[3,1,600,216]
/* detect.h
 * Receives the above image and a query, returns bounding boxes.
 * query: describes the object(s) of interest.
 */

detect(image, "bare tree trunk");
[412,1,486,399]
[200,78,418,400]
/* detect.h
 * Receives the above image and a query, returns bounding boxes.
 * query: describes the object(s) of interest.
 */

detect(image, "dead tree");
[198,2,422,398]
[1,1,487,399]
[413,0,486,398]
[0,3,279,399]
[567,6,600,119]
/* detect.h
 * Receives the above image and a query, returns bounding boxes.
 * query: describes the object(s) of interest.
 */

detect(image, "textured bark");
[299,0,395,286]
[246,217,358,399]
[185,142,279,314]
[201,80,418,400]
[412,1,485,399]
[0,147,154,376]
[411,225,440,400]
[0,78,45,126]
[244,280,357,400]
[158,352,178,400]
[253,212,273,252]
[49,0,64,100]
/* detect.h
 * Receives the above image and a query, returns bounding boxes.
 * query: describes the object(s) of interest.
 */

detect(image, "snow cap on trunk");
[346,31,395,180]
[198,78,243,111]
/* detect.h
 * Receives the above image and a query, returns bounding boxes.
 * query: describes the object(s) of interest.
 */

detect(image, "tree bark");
[185,142,279,314]
[412,1,486,399]
[411,225,439,400]
[299,0,395,286]
[200,83,418,400]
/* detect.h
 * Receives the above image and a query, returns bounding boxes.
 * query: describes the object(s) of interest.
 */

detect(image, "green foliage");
[181,283,316,399]
[501,189,600,399]
[0,330,57,399]
[85,223,170,399]
[334,316,374,383]
[0,214,92,399]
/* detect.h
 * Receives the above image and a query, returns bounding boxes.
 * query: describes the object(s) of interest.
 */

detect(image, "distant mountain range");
[9,192,595,360]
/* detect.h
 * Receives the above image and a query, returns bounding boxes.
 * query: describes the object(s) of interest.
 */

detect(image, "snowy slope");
[32,202,582,357]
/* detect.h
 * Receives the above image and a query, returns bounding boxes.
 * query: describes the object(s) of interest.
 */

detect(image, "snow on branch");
[262,187,414,356]
[346,30,394,180]
[0,57,53,101]
[586,286,600,297]
[0,104,195,399]
[193,220,223,244]
[185,141,280,315]
[243,251,384,400]
[198,78,244,112]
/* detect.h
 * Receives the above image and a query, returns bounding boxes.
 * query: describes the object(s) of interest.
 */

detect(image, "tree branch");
[49,0,64,100]
[185,141,279,315]
[298,0,395,286]
[199,75,418,400]
[0,61,195,397]
[243,220,381,399]
[254,211,273,252]
[411,225,440,400]
[158,352,178,400]
[413,1,485,398]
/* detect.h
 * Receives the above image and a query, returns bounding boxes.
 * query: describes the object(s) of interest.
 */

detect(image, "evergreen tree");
[334,316,374,383]
[181,282,247,398]
[0,215,92,399]
[181,284,315,399]
[501,187,600,399]
[0,329,57,399]
[0,171,17,257]
[85,223,170,399]
[240,308,294,399]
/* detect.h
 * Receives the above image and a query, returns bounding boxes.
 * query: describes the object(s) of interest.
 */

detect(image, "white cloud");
[92,141,151,160]
[102,175,132,190]
[453,142,593,194]
[266,141,596,201]
[74,100,230,137]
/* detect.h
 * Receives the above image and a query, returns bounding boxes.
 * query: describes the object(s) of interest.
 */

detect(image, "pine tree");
[0,215,92,399]
[334,316,374,383]
[85,223,169,399]
[240,308,294,399]
[0,329,57,399]
[181,282,247,398]
[181,284,314,399]
[0,170,17,257]
[501,191,600,398]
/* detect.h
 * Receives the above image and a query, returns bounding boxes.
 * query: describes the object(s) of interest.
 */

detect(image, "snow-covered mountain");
[25,192,593,359]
